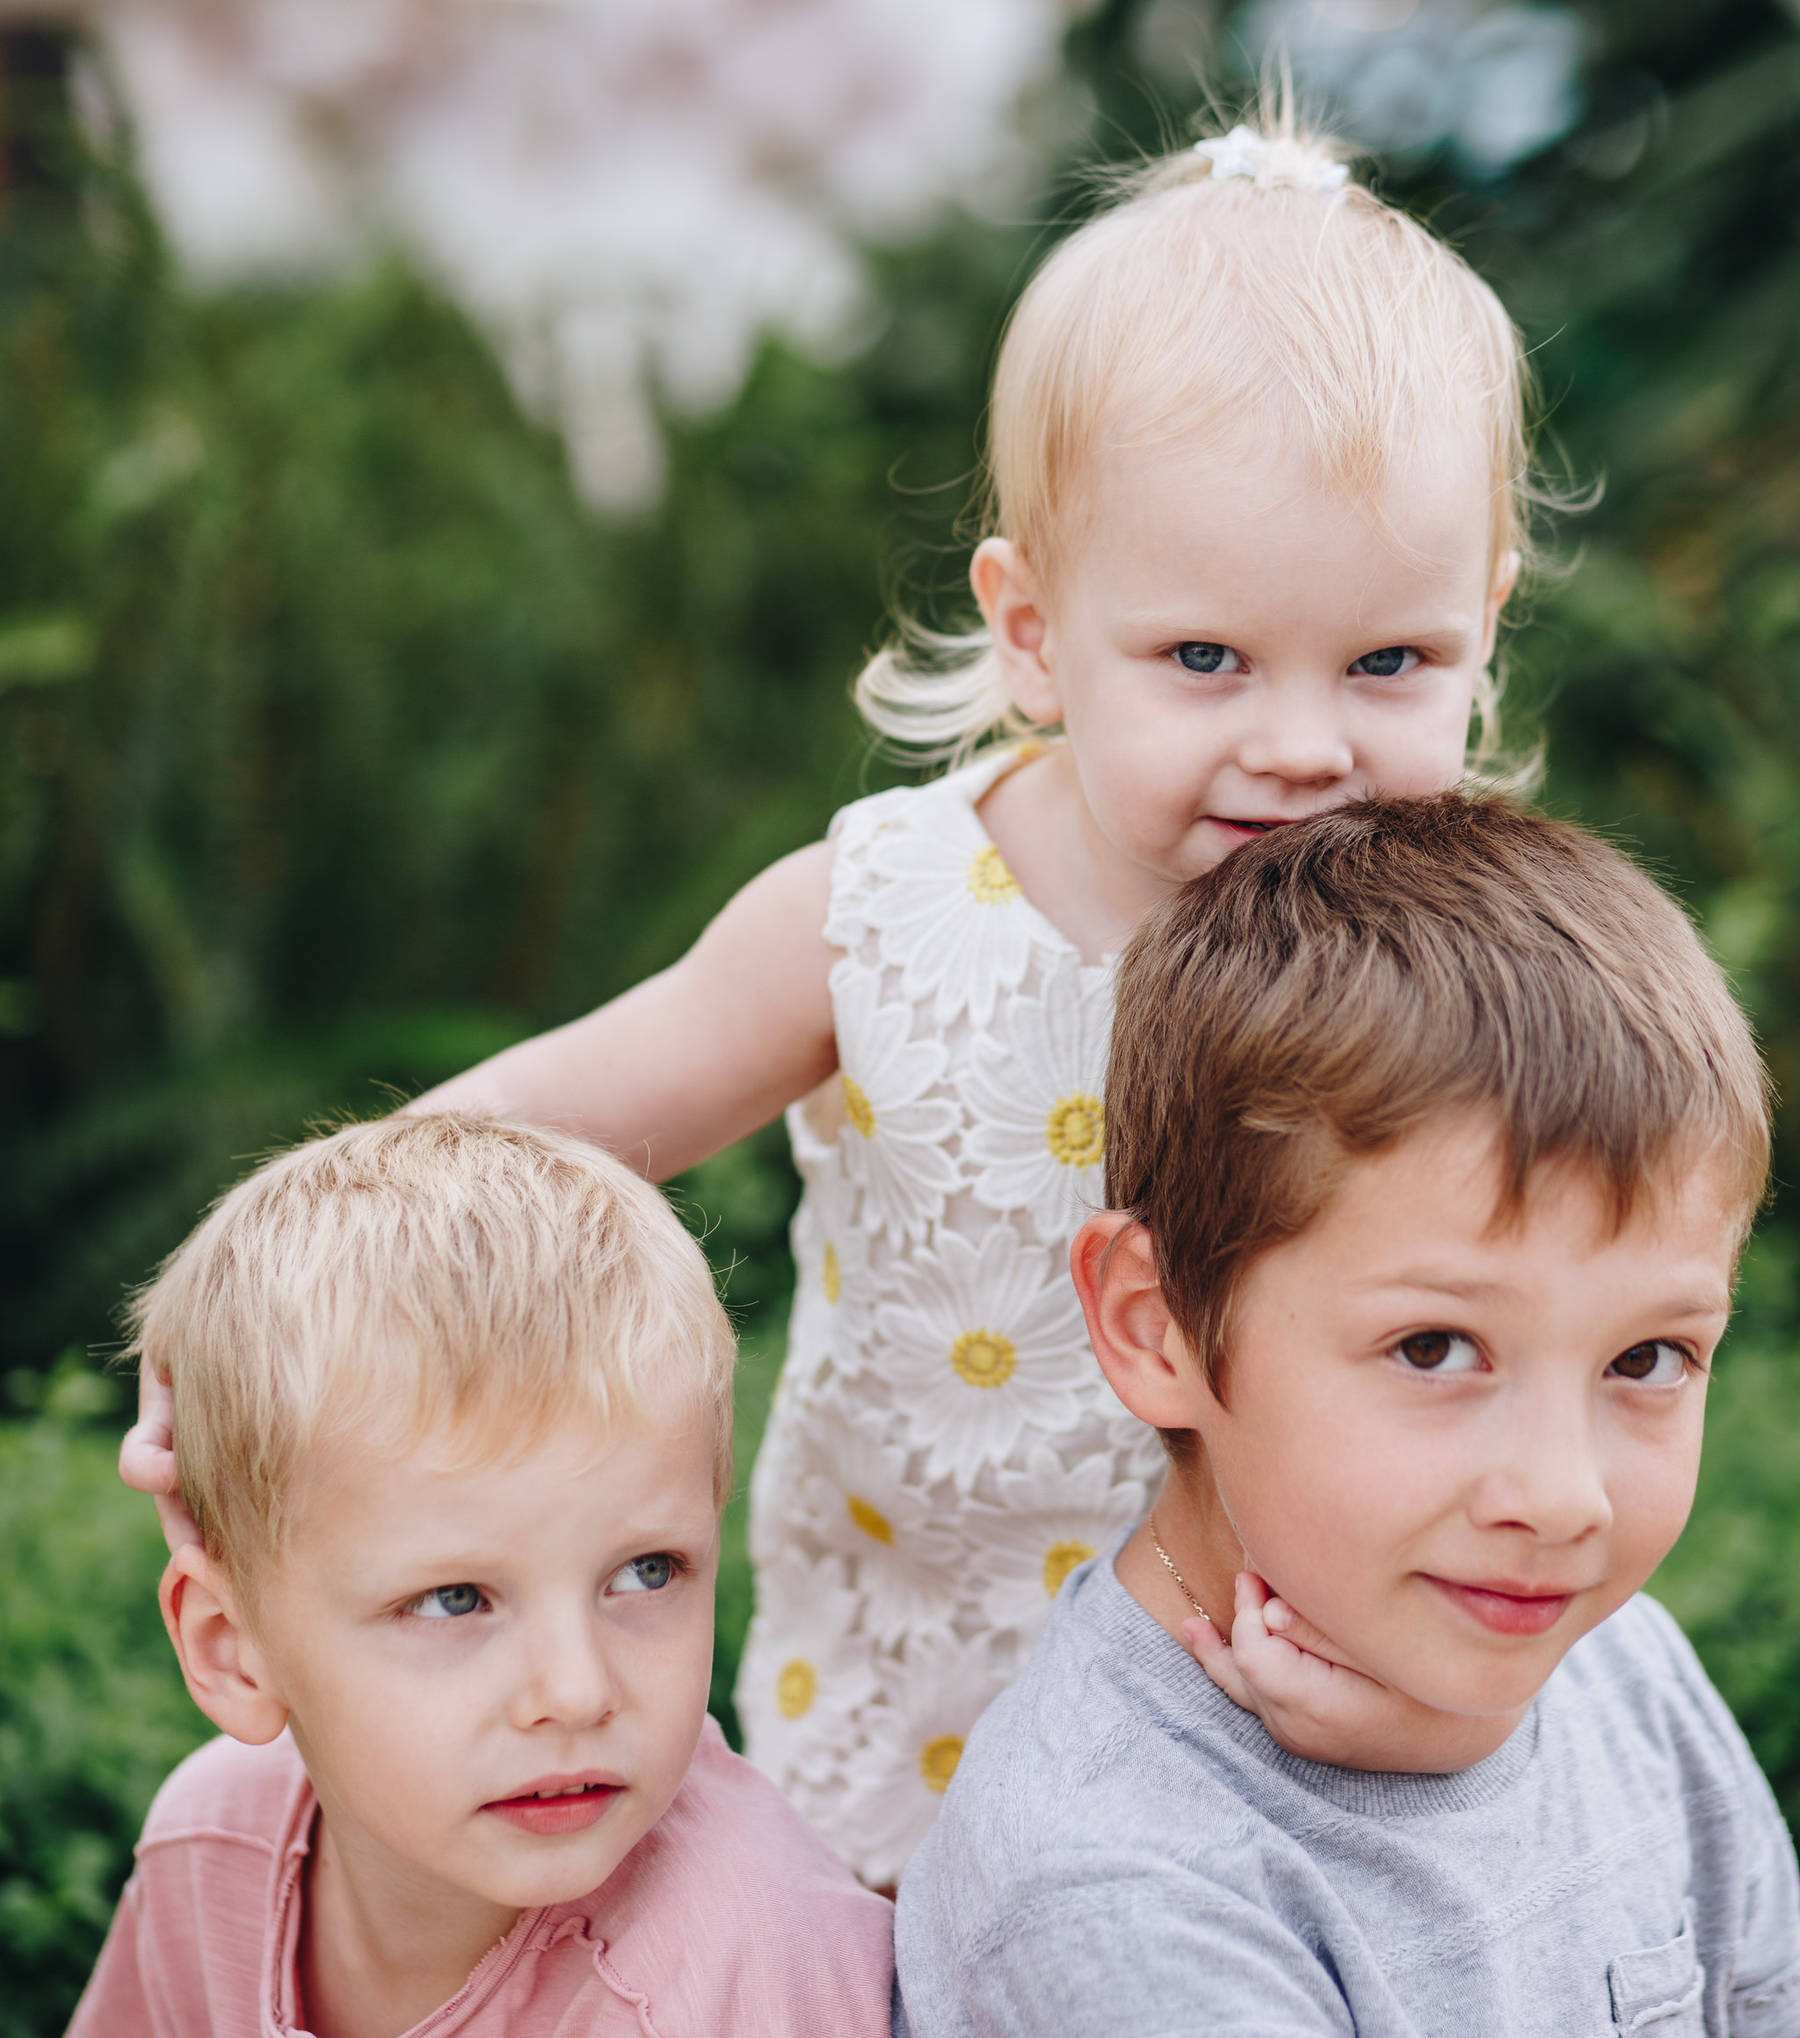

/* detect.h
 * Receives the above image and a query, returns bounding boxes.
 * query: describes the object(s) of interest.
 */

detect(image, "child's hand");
[119,1365,202,1557]
[1182,1571,1462,1772]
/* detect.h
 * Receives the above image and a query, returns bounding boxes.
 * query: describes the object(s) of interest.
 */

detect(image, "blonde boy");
[895,796,1800,2037]
[73,1116,892,2038]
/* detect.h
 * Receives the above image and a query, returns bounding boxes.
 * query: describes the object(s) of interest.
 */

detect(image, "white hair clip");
[1193,125,1349,194]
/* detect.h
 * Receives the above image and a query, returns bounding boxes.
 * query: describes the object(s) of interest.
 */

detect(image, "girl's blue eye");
[609,1552,677,1595]
[412,1583,485,1619]
[1394,1330,1480,1374]
[1349,646,1420,679]
[1609,1341,1688,1386]
[1174,642,1243,675]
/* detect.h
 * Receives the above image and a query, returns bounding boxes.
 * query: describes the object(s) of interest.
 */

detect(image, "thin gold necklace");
[1149,1512,1217,1630]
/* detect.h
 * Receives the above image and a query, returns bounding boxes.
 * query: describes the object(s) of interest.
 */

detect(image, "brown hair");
[1106,794,1770,1405]
[128,1114,736,1590]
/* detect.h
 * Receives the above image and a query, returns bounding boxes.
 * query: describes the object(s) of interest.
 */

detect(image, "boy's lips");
[482,1771,626,1836]
[1424,1575,1580,1638]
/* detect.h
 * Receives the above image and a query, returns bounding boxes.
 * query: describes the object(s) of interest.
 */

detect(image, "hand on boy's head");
[119,1363,202,1555]
[1182,1571,1484,1773]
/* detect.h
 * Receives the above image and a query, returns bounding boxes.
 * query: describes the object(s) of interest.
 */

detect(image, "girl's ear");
[1070,1215,1211,1432]
[971,537,1061,725]
[1482,549,1521,663]
[160,1547,290,1746]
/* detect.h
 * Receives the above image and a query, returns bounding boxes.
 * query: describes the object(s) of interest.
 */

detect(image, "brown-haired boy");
[895,795,1800,2037]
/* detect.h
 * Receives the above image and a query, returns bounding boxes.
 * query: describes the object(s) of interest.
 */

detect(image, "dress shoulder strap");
[822,750,1024,953]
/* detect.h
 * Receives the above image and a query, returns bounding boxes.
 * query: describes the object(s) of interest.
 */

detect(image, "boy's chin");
[1384,1626,1594,1728]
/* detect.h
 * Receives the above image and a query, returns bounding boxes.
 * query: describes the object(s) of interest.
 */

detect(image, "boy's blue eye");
[413,1583,485,1619]
[1349,646,1420,678]
[1174,641,1243,675]
[1609,1341,1687,1386]
[609,1552,677,1594]
[1394,1330,1479,1373]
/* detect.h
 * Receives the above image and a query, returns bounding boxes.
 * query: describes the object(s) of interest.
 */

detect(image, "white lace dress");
[735,746,1167,1886]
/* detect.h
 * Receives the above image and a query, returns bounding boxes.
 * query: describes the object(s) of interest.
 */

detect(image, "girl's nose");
[1236,688,1355,786]
[510,1611,618,1731]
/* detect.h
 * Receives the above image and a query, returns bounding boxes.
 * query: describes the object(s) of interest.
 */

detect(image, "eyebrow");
[1363,1273,1731,1319]
[367,1518,717,1577]
[1117,611,1477,651]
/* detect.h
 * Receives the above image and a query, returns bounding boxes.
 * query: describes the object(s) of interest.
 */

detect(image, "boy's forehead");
[270,1384,722,1553]
[1318,1114,1745,1281]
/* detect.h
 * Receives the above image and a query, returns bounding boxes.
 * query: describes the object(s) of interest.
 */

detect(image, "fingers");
[118,1420,179,1497]
[120,1365,202,1555]
[152,1487,205,1558]
[1180,1614,1252,1710]
[1260,1590,1358,1671]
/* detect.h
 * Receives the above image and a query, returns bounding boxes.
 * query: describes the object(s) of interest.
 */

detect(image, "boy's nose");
[510,1611,618,1731]
[1476,1405,1615,1545]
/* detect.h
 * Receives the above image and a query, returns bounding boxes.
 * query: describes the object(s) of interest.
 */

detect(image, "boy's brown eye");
[1609,1341,1685,1384]
[1398,1331,1453,1369]
[1394,1330,1478,1373]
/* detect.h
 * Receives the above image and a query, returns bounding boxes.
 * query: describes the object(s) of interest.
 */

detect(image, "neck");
[1125,1458,1245,1643]
[298,1808,520,2038]
[977,745,1174,963]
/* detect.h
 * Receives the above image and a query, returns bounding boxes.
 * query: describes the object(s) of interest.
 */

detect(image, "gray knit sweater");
[894,1537,1800,2037]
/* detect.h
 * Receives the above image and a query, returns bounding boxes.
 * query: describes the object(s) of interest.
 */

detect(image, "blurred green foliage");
[0,1368,207,2038]
[4,2,1800,2028]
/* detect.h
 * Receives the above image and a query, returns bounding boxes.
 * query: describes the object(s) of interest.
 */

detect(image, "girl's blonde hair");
[857,107,1547,771]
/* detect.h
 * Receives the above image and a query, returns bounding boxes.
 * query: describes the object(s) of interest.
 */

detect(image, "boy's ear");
[160,1547,290,1746]
[1070,1215,1211,1432]
[1481,548,1520,662]
[971,537,1061,725]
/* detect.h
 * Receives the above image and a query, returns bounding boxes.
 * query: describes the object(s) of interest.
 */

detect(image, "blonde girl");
[127,115,1537,1888]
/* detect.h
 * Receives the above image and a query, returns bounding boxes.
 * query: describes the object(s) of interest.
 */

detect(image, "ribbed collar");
[1084,1530,1543,1820]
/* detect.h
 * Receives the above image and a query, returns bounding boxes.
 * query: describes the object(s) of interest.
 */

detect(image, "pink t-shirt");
[69,1719,893,2037]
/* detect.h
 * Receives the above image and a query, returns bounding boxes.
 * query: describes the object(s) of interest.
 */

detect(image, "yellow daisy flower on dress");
[830,967,961,1245]
[863,813,1045,1027]
[875,1224,1093,1490]
[737,1553,879,1790]
[961,1443,1151,1639]
[961,965,1115,1235]
[842,1632,1014,1891]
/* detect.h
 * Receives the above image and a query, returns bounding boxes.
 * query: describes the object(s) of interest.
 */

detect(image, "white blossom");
[39,0,1099,506]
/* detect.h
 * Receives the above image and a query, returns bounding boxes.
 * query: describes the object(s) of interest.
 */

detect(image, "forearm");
[404,840,840,1181]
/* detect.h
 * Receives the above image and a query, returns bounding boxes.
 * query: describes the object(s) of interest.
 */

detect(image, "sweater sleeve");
[66,1873,161,2038]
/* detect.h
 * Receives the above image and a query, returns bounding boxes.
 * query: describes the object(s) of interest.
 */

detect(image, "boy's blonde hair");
[127,1115,736,1589]
[858,107,1540,767]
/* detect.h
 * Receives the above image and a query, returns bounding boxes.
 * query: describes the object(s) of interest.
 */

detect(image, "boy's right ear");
[1070,1215,1211,1431]
[160,1548,290,1746]
[970,537,1061,725]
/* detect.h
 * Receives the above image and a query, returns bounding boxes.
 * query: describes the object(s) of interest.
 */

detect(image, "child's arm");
[407,838,840,1176]
[120,840,841,1534]
[1185,1572,1499,1773]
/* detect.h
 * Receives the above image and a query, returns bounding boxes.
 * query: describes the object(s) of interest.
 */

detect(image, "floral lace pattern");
[736,748,1166,1887]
